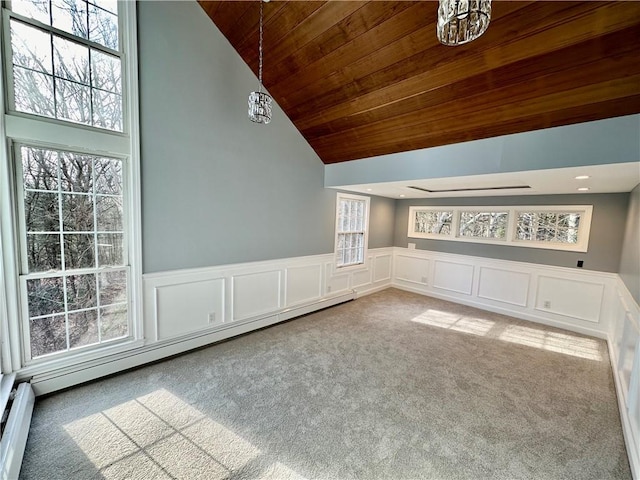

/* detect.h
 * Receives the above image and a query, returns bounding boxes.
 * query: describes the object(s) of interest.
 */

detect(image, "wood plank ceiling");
[199,1,640,165]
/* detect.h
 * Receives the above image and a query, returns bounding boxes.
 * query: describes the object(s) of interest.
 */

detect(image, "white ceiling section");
[332,163,640,199]
[325,115,640,199]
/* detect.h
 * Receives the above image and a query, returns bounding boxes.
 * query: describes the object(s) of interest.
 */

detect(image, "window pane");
[459,212,508,239]
[99,270,126,305]
[100,304,127,341]
[414,211,452,235]
[14,67,55,116]
[25,191,59,232]
[89,3,118,50]
[63,233,95,269]
[51,0,88,39]
[94,158,122,195]
[97,233,123,266]
[516,212,581,245]
[11,20,52,74]
[26,234,62,272]
[91,0,117,15]
[68,309,99,348]
[62,193,94,231]
[27,277,64,317]
[96,196,122,231]
[22,146,58,191]
[55,77,91,125]
[12,0,51,24]
[53,35,89,84]
[66,274,97,311]
[91,49,121,94]
[59,152,93,193]
[30,314,67,357]
[92,89,122,131]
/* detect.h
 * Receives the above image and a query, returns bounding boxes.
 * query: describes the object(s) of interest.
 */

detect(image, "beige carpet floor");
[20,288,631,479]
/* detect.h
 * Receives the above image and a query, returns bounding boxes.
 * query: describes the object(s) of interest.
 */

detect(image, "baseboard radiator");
[0,374,35,480]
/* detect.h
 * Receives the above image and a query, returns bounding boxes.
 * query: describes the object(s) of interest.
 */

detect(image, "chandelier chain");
[258,0,264,92]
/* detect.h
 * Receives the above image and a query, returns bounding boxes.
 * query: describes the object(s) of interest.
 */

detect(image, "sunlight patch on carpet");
[63,388,307,479]
[411,309,495,336]
[498,325,603,361]
[411,310,603,361]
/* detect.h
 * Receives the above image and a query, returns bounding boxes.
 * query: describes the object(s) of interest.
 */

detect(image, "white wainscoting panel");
[535,276,604,323]
[607,279,640,479]
[395,255,429,285]
[478,267,529,307]
[285,264,322,308]
[352,266,373,290]
[374,254,392,283]
[433,260,474,296]
[156,278,224,340]
[232,271,282,321]
[326,263,350,295]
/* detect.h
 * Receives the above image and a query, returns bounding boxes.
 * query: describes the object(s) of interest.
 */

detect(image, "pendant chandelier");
[437,0,492,46]
[248,0,272,124]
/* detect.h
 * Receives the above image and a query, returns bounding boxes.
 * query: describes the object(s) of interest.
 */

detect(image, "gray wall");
[619,184,640,303]
[368,195,396,249]
[325,115,640,187]
[394,193,629,273]
[137,2,391,273]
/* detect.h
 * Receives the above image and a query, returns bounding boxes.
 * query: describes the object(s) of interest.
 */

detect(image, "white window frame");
[334,192,370,271]
[408,205,593,253]
[0,0,142,373]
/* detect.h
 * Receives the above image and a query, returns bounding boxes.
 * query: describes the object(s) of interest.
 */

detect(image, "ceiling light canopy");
[437,0,492,46]
[248,0,272,124]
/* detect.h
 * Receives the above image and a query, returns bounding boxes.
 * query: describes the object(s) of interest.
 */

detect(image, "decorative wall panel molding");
[535,275,604,323]
[433,260,474,296]
[478,267,530,307]
[285,264,323,308]
[156,278,224,340]
[392,247,617,338]
[395,255,429,285]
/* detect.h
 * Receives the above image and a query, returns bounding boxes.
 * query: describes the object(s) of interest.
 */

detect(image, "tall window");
[1,0,139,365]
[18,145,128,358]
[7,0,122,130]
[335,193,370,268]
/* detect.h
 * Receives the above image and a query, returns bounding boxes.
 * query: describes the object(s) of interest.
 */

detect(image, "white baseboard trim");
[0,382,34,480]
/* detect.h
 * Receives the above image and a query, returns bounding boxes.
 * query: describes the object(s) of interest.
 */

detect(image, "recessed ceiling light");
[575,175,590,180]
[366,188,372,192]
[399,194,405,198]
[578,187,590,191]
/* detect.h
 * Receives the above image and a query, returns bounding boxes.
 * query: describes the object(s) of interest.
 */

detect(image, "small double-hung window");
[335,193,370,268]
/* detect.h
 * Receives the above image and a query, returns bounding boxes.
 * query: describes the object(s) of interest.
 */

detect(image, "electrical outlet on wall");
[208,312,216,323]
[543,301,551,309]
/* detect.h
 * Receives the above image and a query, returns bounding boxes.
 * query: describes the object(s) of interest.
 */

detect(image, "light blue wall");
[137,2,392,273]
[619,184,640,303]
[394,193,629,273]
[325,115,640,187]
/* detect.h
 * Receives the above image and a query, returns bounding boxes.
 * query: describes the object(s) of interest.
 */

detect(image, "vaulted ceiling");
[199,1,640,165]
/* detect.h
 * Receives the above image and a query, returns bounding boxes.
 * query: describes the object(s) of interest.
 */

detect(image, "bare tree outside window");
[414,211,452,235]
[9,0,122,131]
[516,212,581,244]
[21,146,128,358]
[459,211,508,239]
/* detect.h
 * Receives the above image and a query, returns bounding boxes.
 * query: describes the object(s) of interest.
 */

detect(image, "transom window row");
[408,205,593,252]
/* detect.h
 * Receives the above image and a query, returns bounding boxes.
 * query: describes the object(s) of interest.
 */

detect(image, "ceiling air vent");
[408,185,531,193]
